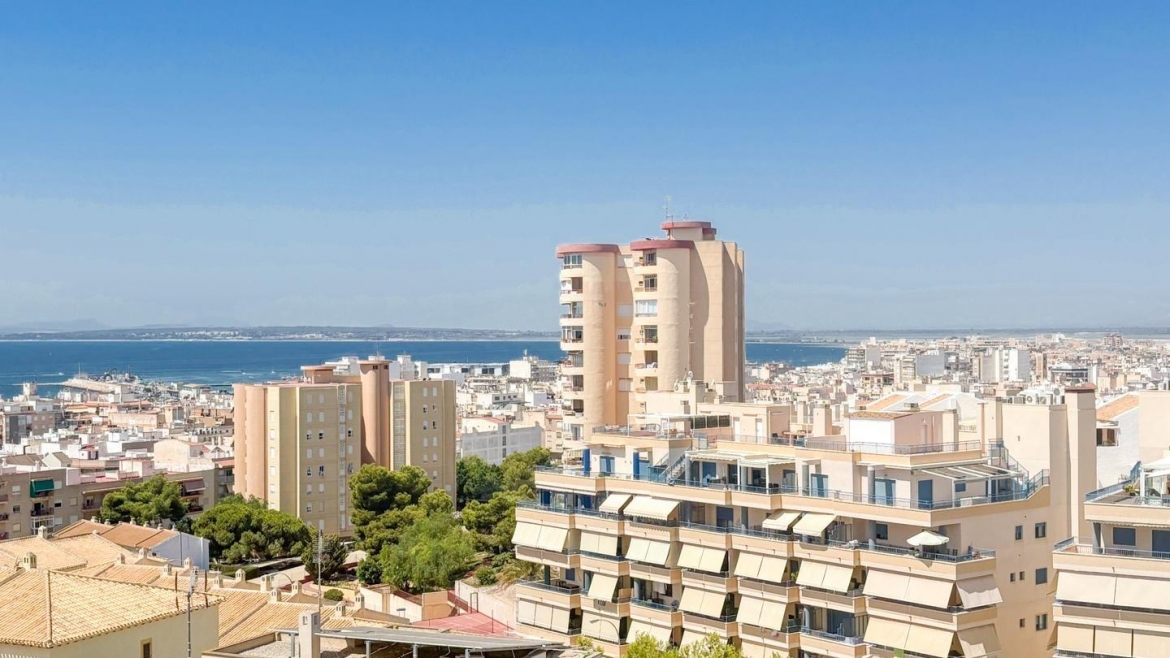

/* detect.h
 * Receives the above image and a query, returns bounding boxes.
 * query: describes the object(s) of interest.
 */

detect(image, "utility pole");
[316,532,323,615]
[186,567,198,658]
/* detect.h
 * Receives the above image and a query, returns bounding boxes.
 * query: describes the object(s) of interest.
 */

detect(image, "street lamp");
[186,568,199,658]
[587,617,621,646]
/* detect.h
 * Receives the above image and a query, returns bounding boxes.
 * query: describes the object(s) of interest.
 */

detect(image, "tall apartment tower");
[234,357,457,536]
[556,220,745,440]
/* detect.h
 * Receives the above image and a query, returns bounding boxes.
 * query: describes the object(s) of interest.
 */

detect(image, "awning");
[598,493,632,514]
[627,538,670,566]
[820,564,854,594]
[680,631,707,648]
[758,556,787,584]
[740,641,769,658]
[678,545,704,570]
[796,561,827,589]
[920,462,1019,481]
[957,575,1003,609]
[864,618,910,650]
[762,510,802,532]
[535,604,552,629]
[1133,631,1170,658]
[30,479,54,495]
[903,576,954,609]
[759,601,792,632]
[734,553,763,579]
[536,526,569,552]
[511,522,541,548]
[864,570,911,601]
[587,574,619,601]
[737,596,764,626]
[1058,624,1095,655]
[699,548,727,573]
[579,531,618,556]
[792,513,835,536]
[1056,572,1116,606]
[680,587,725,618]
[1116,574,1170,611]
[906,625,955,658]
[1095,627,1133,657]
[625,538,649,562]
[958,625,1002,657]
[550,607,571,633]
[628,621,672,645]
[624,496,679,520]
[517,600,536,626]
[583,612,620,643]
[679,587,704,615]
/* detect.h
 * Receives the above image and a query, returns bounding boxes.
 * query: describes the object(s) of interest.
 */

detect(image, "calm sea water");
[0,340,845,390]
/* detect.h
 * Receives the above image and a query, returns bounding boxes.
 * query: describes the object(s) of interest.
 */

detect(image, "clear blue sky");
[2,2,1169,331]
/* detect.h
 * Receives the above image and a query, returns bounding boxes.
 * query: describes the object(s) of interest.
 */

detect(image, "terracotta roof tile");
[1098,394,1140,421]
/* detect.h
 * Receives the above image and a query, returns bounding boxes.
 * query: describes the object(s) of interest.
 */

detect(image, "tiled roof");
[218,601,337,647]
[98,523,175,549]
[865,394,907,412]
[1098,394,1140,421]
[0,569,220,648]
[49,535,139,566]
[0,538,88,572]
[848,410,913,420]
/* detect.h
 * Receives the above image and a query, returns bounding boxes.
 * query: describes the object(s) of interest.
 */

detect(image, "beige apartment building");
[513,384,1098,658]
[557,220,745,442]
[234,358,455,535]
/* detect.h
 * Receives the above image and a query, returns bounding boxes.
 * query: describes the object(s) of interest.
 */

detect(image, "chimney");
[36,526,49,540]
[234,569,247,583]
[298,611,321,658]
[353,593,365,611]
[162,562,173,577]
[116,553,126,565]
[183,557,192,570]
[259,574,274,593]
[269,587,282,602]
[21,553,37,571]
[812,403,832,436]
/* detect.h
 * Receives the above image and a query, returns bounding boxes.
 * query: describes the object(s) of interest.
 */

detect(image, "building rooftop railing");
[698,433,984,455]
[832,539,996,562]
[1056,539,1170,561]
[631,598,679,613]
[800,627,864,645]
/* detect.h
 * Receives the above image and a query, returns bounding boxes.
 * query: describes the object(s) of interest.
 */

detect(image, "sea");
[0,340,846,391]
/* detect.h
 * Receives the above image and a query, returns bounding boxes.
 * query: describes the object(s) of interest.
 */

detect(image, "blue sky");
[1,2,1169,330]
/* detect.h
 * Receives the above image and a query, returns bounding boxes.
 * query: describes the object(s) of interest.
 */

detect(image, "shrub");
[475,566,498,586]
[324,588,345,602]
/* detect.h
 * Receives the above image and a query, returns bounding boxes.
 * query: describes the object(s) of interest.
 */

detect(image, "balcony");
[629,561,681,586]
[517,579,582,609]
[515,546,581,570]
[798,627,867,658]
[683,612,738,638]
[798,587,867,615]
[631,598,682,627]
[682,569,737,594]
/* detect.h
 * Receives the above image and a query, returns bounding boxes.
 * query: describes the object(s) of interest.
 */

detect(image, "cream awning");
[535,604,553,629]
[792,513,836,536]
[625,538,650,562]
[1115,574,1170,611]
[512,522,541,548]
[537,526,569,552]
[583,612,620,643]
[1095,627,1133,657]
[517,600,536,626]
[796,561,827,588]
[551,607,571,633]
[737,596,764,627]
[758,556,787,584]
[864,618,911,650]
[587,574,619,601]
[1133,631,1170,658]
[957,625,1002,658]
[760,601,792,632]
[1056,571,1116,606]
[624,495,657,517]
[906,624,955,658]
[820,564,854,593]
[699,548,727,573]
[680,587,725,618]
[628,621,672,645]
[679,587,704,615]
[1058,624,1095,655]
[762,510,802,531]
[699,590,725,617]
[680,631,708,648]
[678,545,704,570]
[740,641,769,658]
[624,496,678,520]
[957,575,1003,609]
[734,552,763,579]
[864,570,911,601]
[598,493,632,514]
[903,576,954,609]
[645,539,671,565]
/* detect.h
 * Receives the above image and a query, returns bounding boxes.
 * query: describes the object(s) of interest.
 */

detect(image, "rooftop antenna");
[186,567,199,658]
[663,195,673,221]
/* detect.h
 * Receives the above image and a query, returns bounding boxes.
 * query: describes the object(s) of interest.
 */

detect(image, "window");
[617,328,631,341]
[306,449,312,459]
[11,505,18,513]
[1113,526,1137,546]
[347,464,354,475]
[306,503,313,513]
[955,481,967,493]
[422,438,429,448]
[319,484,325,493]
[1019,619,1025,629]
[1019,571,1025,581]
[318,466,325,477]
[562,253,582,268]
[1034,522,1046,539]
[318,448,325,458]
[306,412,313,423]
[642,275,657,291]
[1035,614,1048,631]
[318,393,325,404]
[423,387,428,398]
[347,429,353,438]
[9,485,17,495]
[635,299,658,317]
[142,640,153,658]
[432,453,438,462]
[1036,568,1048,585]
[318,432,324,441]
[1010,572,1016,582]
[307,468,312,477]
[421,405,428,414]
[423,454,429,463]
[1015,525,1023,541]
[875,523,889,540]
[305,432,312,441]
[306,485,312,494]
[318,412,325,422]
[422,421,429,430]
[347,445,353,455]
[432,387,438,397]
[1097,427,1118,447]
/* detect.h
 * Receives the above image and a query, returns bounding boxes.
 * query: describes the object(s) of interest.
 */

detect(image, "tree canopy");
[461,489,520,554]
[623,633,743,658]
[97,475,188,526]
[500,447,552,494]
[192,495,310,563]
[378,492,477,593]
[350,464,430,525]
[456,455,503,507]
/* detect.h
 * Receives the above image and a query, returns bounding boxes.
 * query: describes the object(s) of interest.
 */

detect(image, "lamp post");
[587,617,621,648]
[186,568,199,658]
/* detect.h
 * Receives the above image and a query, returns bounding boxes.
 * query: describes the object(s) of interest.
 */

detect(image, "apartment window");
[347,409,354,420]
[432,470,438,478]
[422,437,429,448]
[432,386,438,397]
[635,299,658,317]
[306,468,312,477]
[1010,572,1016,582]
[421,405,428,414]
[318,412,325,422]
[422,421,429,430]
[11,505,18,513]
[270,466,276,477]
[1019,619,1025,629]
[875,523,889,540]
[318,432,324,441]
[642,275,657,291]
[305,432,312,441]
[1036,568,1048,585]
[317,448,324,458]
[268,486,274,495]
[347,464,354,475]
[318,466,325,477]
[271,447,277,460]
[1015,525,1023,541]
[306,449,312,459]
[347,445,353,455]
[1035,522,1047,539]
[306,412,312,423]
[142,640,153,658]
[306,485,312,494]
[432,453,438,462]
[562,253,582,268]
[1113,526,1137,546]
[1019,571,1025,581]
[617,328,631,341]
[319,483,325,493]
[423,454,429,463]
[347,429,353,438]
[10,486,19,495]
[306,503,313,513]
[1035,614,1048,631]
[954,481,967,493]
[423,387,428,398]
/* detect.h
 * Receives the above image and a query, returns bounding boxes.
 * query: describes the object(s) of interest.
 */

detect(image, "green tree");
[301,530,349,582]
[456,456,502,507]
[461,490,519,553]
[627,632,679,658]
[97,475,189,526]
[379,510,476,593]
[350,464,430,528]
[679,634,741,658]
[192,495,310,562]
[500,447,552,494]
[356,558,383,586]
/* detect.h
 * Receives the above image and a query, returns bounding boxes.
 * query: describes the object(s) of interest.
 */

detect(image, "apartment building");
[460,417,544,465]
[513,384,1097,658]
[234,357,456,535]
[557,220,745,442]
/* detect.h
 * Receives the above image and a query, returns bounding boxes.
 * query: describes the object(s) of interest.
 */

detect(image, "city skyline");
[3,3,1170,330]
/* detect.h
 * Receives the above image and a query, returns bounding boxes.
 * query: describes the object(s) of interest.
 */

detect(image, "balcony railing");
[800,627,864,646]
[837,538,996,562]
[1056,539,1170,561]
[632,598,679,612]
[518,579,582,595]
[701,433,983,455]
